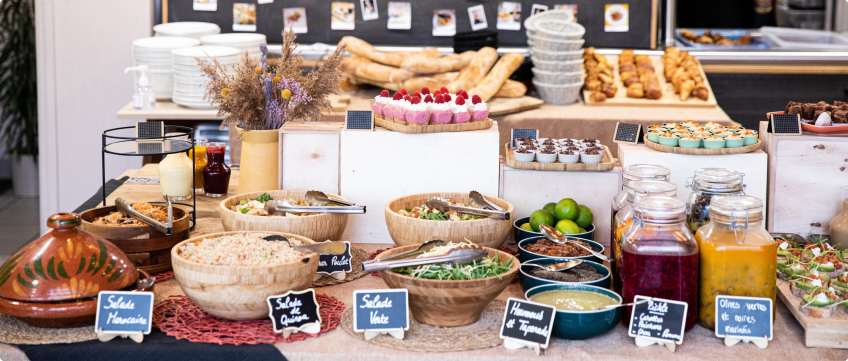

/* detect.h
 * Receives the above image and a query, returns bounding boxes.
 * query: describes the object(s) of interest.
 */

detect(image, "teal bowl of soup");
[519,258,610,293]
[517,236,604,264]
[525,284,622,340]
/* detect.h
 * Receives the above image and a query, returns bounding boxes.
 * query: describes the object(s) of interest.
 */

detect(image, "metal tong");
[265,190,366,215]
[426,197,510,220]
[361,240,448,266]
[361,244,488,272]
[115,196,173,235]
[469,190,507,214]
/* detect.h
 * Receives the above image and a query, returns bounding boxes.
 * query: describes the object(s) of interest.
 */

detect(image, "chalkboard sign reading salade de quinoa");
[95,291,155,335]
[353,289,409,333]
[715,296,773,340]
[317,241,353,277]
[499,297,556,350]
[628,296,688,345]
[267,289,322,338]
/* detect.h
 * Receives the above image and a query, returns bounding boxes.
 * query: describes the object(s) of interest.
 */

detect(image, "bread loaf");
[401,51,476,74]
[340,36,441,67]
[401,72,460,93]
[446,47,498,93]
[352,58,414,84]
[493,79,526,98]
[467,53,525,102]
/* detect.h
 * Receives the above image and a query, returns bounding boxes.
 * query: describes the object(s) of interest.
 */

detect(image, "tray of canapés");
[371,87,493,134]
[776,235,848,320]
[643,120,762,155]
[505,136,615,172]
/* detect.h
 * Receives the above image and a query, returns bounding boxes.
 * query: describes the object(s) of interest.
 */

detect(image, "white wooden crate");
[279,122,342,194]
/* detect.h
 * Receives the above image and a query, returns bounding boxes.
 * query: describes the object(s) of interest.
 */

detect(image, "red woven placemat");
[369,247,396,276]
[152,294,344,345]
[153,271,175,284]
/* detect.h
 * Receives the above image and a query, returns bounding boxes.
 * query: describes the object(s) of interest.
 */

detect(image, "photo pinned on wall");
[361,0,379,21]
[467,5,488,31]
[554,4,578,22]
[284,8,308,34]
[432,9,456,37]
[331,2,356,30]
[387,2,412,30]
[233,3,257,32]
[531,4,549,15]
[604,4,629,32]
[193,0,217,12]
[496,2,522,31]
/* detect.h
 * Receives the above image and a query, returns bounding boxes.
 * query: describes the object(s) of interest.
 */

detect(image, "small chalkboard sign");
[136,121,163,139]
[353,289,409,332]
[95,291,155,335]
[345,110,374,131]
[510,129,538,148]
[267,289,322,338]
[613,122,642,144]
[769,113,802,135]
[628,296,688,345]
[136,140,163,155]
[499,297,556,350]
[317,241,353,276]
[715,296,773,340]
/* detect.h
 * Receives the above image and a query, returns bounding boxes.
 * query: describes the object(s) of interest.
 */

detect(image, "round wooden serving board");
[643,136,762,155]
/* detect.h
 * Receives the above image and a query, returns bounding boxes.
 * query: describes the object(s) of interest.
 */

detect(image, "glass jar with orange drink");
[189,138,208,193]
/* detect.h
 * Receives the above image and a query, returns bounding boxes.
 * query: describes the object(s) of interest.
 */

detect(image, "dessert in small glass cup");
[451,95,471,124]
[371,89,391,120]
[469,95,490,121]
[703,135,726,149]
[405,96,430,126]
[392,92,411,125]
[430,94,452,124]
[724,133,745,148]
[658,132,679,147]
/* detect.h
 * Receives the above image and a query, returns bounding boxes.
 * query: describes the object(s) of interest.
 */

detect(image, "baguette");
[340,36,441,67]
[339,55,371,74]
[401,51,477,74]
[446,47,499,93]
[467,53,525,102]
[493,79,526,98]
[352,57,415,84]
[401,72,460,94]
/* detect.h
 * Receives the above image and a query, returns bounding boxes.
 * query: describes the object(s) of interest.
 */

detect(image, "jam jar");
[685,168,745,233]
[611,180,677,294]
[621,196,699,330]
[202,142,231,197]
[695,195,776,329]
[189,138,208,193]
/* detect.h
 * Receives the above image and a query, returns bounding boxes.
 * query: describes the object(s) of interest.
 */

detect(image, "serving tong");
[361,243,488,272]
[426,196,510,220]
[265,190,366,215]
[116,196,173,235]
[539,224,612,263]
[260,234,347,255]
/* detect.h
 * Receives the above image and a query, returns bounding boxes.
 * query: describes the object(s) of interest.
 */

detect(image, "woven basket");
[524,9,575,38]
[530,58,583,73]
[384,192,513,249]
[219,190,349,242]
[527,37,585,52]
[531,69,583,85]
[171,231,318,320]
[532,79,582,105]
[528,48,582,62]
[534,19,586,40]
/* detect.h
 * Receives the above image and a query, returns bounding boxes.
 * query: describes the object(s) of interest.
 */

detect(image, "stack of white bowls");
[200,33,267,60]
[153,22,221,38]
[524,10,586,105]
[131,37,201,100]
[171,46,241,109]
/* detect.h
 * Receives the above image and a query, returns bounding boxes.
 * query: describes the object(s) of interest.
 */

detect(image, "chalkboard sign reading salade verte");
[95,291,155,334]
[267,289,322,334]
[714,296,773,340]
[628,296,688,345]
[317,241,353,275]
[499,297,556,348]
[353,289,409,332]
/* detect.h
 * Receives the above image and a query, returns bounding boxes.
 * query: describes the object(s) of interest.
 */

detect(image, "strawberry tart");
[372,90,390,120]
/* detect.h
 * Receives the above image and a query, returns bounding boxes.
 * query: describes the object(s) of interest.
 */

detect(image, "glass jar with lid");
[189,138,208,193]
[621,196,699,330]
[611,180,677,294]
[611,164,671,220]
[685,168,745,233]
[695,195,776,329]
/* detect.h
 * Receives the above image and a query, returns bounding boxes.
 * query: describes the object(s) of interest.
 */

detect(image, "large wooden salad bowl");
[384,192,514,248]
[377,245,519,327]
[220,190,349,242]
[171,231,319,320]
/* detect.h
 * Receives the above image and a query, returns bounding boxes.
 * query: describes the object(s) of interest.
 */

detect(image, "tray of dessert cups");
[505,136,615,172]
[371,88,494,134]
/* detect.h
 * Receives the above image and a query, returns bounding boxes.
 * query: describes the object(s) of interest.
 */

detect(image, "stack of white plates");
[200,33,266,60]
[132,37,201,100]
[171,46,241,109]
[153,22,221,38]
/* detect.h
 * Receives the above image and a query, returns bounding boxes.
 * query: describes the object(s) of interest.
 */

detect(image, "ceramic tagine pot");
[0,213,153,328]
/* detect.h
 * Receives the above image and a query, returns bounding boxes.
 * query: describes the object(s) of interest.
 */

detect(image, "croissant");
[584,79,602,92]
[693,85,709,100]
[679,80,695,101]
[590,91,607,102]
[602,83,618,98]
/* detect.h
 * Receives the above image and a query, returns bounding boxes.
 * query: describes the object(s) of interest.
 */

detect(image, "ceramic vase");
[236,127,280,194]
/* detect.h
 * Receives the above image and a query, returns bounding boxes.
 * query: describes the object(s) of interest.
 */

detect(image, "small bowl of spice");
[518,236,605,264]
[519,258,610,292]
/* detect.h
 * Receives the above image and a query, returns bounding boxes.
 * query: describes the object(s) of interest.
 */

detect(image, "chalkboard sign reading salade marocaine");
[714,295,773,340]
[95,291,154,334]
[353,289,409,332]
[266,289,322,334]
[627,296,688,345]
[499,297,556,348]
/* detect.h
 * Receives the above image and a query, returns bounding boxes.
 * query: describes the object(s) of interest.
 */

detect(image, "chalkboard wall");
[167,0,656,48]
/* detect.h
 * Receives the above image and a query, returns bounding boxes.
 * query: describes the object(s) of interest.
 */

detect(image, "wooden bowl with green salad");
[377,244,519,327]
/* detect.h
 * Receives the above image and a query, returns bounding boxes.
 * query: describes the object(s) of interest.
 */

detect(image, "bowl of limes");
[513,198,595,243]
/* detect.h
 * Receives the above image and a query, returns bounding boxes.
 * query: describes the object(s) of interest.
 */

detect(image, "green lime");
[542,202,557,214]
[555,219,580,235]
[575,205,593,228]
[579,227,587,234]
[554,198,579,221]
[519,223,534,232]
[529,210,556,232]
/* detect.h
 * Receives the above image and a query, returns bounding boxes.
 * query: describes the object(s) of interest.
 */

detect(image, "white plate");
[200,33,266,45]
[132,37,200,49]
[153,22,221,37]
[171,45,241,59]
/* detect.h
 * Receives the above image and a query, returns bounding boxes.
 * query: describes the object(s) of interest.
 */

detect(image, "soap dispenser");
[124,65,156,110]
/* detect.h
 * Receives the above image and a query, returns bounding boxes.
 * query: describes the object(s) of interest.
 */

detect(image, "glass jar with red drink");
[202,142,230,197]
[621,196,699,331]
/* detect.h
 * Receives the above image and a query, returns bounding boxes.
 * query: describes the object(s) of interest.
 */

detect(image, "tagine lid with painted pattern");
[0,213,140,302]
